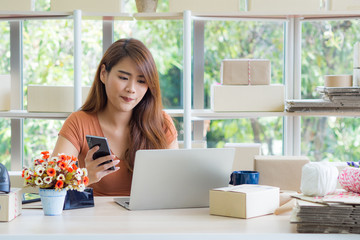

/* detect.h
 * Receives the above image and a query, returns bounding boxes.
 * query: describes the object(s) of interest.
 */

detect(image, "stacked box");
[0,75,10,111]
[27,85,90,112]
[51,0,124,13]
[221,59,271,85]
[211,84,284,112]
[254,155,310,192]
[0,0,35,11]
[169,0,244,13]
[210,184,279,219]
[0,188,22,222]
[327,0,360,11]
[224,143,261,171]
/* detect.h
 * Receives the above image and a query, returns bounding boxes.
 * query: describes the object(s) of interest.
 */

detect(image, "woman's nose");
[125,80,136,93]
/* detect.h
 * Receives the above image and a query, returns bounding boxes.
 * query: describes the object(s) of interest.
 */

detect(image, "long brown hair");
[82,38,171,170]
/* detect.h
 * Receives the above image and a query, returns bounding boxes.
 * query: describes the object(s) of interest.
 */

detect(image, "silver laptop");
[114,148,235,210]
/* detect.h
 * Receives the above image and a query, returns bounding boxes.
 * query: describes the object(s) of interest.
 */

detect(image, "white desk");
[0,197,358,240]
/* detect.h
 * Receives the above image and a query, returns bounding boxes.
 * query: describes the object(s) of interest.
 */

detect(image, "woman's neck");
[98,105,132,130]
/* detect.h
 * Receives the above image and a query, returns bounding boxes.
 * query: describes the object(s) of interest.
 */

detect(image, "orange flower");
[67,167,74,173]
[21,169,25,178]
[43,154,50,159]
[72,163,78,170]
[59,154,67,161]
[46,168,56,177]
[48,161,54,165]
[55,180,64,189]
[71,156,77,161]
[83,176,89,186]
[41,151,49,155]
[58,161,67,170]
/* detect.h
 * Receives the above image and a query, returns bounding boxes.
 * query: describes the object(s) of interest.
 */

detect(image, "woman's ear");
[100,64,107,84]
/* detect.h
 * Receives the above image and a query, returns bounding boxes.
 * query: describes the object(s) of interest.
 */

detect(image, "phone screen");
[86,135,115,170]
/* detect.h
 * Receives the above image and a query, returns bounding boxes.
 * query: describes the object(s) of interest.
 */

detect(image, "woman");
[52,38,178,196]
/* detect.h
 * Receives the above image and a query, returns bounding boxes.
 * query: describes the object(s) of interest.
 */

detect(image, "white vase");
[39,188,67,216]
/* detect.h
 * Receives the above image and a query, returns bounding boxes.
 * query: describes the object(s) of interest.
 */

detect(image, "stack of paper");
[291,190,360,233]
[286,87,360,112]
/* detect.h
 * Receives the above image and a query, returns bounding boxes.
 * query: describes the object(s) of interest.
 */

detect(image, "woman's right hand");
[84,146,120,185]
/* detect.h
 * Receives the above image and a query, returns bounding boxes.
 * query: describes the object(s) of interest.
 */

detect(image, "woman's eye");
[119,76,128,80]
[138,80,146,84]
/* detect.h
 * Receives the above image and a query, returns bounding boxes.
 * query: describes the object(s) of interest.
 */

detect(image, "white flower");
[75,174,82,180]
[82,168,88,176]
[57,174,65,181]
[35,177,43,186]
[35,165,45,176]
[24,170,31,179]
[54,165,61,172]
[76,168,83,176]
[51,156,59,162]
[77,184,85,192]
[41,162,48,168]
[43,176,52,184]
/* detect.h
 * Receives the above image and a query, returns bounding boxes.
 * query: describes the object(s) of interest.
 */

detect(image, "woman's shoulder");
[67,110,97,121]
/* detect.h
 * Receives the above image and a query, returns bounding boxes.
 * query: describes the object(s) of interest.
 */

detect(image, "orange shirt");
[59,110,178,196]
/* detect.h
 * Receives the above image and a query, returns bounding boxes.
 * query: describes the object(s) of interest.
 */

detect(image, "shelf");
[0,11,72,20]
[191,109,360,120]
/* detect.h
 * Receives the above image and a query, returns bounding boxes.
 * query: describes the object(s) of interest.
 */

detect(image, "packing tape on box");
[324,75,352,87]
[300,162,338,197]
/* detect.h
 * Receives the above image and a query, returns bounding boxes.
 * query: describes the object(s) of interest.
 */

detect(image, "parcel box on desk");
[221,59,271,85]
[211,84,284,112]
[27,85,90,112]
[0,188,22,222]
[254,155,310,192]
[0,75,11,111]
[210,185,279,219]
[169,0,245,13]
[51,0,124,13]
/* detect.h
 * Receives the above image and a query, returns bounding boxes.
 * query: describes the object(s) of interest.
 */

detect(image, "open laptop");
[114,148,235,210]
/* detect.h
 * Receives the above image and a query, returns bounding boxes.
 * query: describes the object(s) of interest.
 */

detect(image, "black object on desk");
[63,187,95,210]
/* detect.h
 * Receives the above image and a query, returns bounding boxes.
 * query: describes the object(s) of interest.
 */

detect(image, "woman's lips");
[122,96,134,102]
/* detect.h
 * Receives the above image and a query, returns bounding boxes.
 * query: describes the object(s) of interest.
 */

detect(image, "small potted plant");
[22,151,89,215]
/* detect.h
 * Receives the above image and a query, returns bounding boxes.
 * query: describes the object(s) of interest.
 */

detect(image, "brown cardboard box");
[0,188,22,222]
[210,184,279,219]
[51,0,124,13]
[221,59,271,85]
[254,155,310,192]
[169,0,245,13]
[224,143,261,171]
[248,0,320,12]
[0,0,34,11]
[27,85,90,112]
[211,84,284,112]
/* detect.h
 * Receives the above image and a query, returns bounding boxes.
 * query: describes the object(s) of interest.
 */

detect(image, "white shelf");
[133,12,183,20]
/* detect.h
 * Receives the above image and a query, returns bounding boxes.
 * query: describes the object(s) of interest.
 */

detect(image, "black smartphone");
[86,135,115,170]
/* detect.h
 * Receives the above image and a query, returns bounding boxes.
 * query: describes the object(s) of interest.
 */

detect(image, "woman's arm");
[168,139,179,149]
[52,135,79,158]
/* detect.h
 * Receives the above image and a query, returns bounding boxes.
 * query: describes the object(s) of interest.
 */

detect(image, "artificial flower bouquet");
[22,151,89,191]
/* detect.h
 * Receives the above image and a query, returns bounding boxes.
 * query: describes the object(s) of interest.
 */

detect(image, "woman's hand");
[84,146,120,185]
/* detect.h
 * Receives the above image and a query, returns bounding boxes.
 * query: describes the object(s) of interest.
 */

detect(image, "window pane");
[23,119,64,167]
[301,20,360,161]
[206,117,283,155]
[0,119,11,169]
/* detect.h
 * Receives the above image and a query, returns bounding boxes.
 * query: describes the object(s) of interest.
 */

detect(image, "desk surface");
[0,197,358,240]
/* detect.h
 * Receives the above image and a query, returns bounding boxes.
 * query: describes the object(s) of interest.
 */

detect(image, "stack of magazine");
[286,87,360,112]
[291,190,360,233]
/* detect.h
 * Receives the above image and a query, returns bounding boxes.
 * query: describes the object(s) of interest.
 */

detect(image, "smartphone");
[86,135,115,170]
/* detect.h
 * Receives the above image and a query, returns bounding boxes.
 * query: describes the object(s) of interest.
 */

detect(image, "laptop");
[114,148,235,210]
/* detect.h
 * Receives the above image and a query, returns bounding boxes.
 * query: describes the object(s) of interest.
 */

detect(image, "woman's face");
[100,57,149,113]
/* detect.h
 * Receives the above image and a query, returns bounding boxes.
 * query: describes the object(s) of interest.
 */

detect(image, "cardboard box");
[169,0,245,13]
[327,0,360,11]
[248,0,321,12]
[224,143,261,171]
[0,188,22,222]
[0,0,35,11]
[211,84,284,112]
[51,0,124,13]
[221,59,271,85]
[254,155,310,192]
[27,85,90,112]
[210,184,279,219]
[0,75,11,111]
